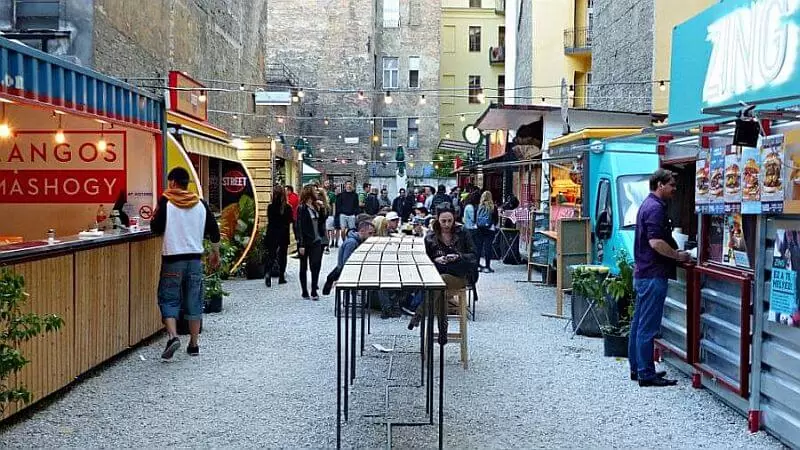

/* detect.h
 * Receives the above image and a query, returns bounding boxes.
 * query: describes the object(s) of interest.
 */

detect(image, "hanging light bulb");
[232,114,238,120]
[415,118,420,125]
[659,80,667,92]
[409,162,415,168]
[277,117,285,124]
[324,118,329,125]
[54,114,65,143]
[419,95,427,105]
[372,135,379,142]
[445,133,451,139]
[438,155,444,161]
[97,124,107,152]
[384,91,392,104]
[338,135,343,139]
[477,89,486,104]
[320,148,325,153]
[357,90,365,100]
[460,114,465,122]
[380,152,385,157]
[239,83,246,91]
[435,164,440,170]
[0,104,11,138]
[298,88,305,98]
[198,91,207,103]
[370,119,375,125]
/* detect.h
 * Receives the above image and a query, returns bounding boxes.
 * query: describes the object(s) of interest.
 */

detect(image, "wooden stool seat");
[428,288,469,369]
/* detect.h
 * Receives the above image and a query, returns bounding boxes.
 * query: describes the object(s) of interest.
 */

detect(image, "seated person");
[322,220,376,295]
[408,205,478,329]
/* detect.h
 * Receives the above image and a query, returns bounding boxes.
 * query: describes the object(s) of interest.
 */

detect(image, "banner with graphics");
[760,134,785,214]
[695,151,710,213]
[741,146,761,214]
[769,229,800,327]
[723,145,742,213]
[0,131,126,204]
[708,145,725,214]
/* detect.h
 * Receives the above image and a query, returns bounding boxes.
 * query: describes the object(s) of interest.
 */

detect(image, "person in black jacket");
[392,188,415,222]
[264,186,293,287]
[335,180,360,241]
[364,187,381,215]
[296,185,328,300]
[408,204,477,330]
[430,184,453,216]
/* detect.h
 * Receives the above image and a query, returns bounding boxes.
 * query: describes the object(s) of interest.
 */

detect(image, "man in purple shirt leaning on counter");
[630,169,690,387]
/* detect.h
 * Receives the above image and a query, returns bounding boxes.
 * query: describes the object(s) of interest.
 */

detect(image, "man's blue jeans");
[629,277,668,380]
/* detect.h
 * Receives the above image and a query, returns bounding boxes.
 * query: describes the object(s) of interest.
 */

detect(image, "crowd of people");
[260,179,500,319]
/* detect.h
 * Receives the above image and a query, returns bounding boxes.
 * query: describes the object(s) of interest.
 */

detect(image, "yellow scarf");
[163,188,200,208]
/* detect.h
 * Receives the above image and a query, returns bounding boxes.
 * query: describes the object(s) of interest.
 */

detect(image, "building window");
[408,118,419,149]
[382,118,398,148]
[383,0,400,28]
[442,74,455,104]
[469,75,481,104]
[469,26,481,52]
[443,25,456,53]
[409,56,420,88]
[499,26,505,46]
[498,75,505,106]
[469,0,482,7]
[382,57,399,89]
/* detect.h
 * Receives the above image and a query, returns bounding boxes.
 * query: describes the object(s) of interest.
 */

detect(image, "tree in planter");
[0,269,63,413]
[203,270,229,314]
[570,265,611,336]
[243,229,267,279]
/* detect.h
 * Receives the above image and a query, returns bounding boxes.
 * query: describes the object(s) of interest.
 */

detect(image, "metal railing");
[564,27,592,53]
[265,63,298,87]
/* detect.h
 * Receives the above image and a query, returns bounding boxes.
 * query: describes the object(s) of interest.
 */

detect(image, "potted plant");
[204,270,229,314]
[244,229,267,280]
[569,265,610,337]
[600,250,635,357]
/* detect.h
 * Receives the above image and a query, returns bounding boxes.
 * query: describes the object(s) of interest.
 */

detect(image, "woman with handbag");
[264,186,293,287]
[408,204,477,329]
[296,185,328,300]
[475,191,499,273]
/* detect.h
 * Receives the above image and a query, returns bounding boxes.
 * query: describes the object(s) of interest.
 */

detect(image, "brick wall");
[589,0,655,112]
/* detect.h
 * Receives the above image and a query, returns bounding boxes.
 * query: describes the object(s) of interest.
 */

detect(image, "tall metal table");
[336,236,448,449]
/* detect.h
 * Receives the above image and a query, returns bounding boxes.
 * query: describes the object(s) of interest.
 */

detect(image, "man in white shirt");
[150,167,221,360]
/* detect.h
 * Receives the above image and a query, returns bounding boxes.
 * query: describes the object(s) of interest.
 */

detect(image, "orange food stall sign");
[488,130,506,160]
[168,71,208,122]
[0,131,126,204]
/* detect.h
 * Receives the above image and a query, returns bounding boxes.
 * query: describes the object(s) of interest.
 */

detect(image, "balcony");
[495,0,505,15]
[489,46,505,65]
[564,27,592,54]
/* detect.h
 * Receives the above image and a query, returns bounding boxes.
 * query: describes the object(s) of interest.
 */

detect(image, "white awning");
[303,163,321,175]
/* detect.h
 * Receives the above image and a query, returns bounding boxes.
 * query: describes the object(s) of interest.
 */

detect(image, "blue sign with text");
[670,0,800,124]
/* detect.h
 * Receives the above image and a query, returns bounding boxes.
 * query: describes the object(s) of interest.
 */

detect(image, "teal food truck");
[547,129,660,274]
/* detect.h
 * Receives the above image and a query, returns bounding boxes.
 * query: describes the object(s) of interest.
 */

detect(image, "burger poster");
[722,213,749,269]
[695,152,710,213]
[760,135,785,214]
[741,146,761,214]
[708,145,726,214]
[783,129,800,214]
[723,145,742,213]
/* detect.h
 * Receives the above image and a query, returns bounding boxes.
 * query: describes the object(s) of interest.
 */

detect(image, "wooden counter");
[0,232,163,420]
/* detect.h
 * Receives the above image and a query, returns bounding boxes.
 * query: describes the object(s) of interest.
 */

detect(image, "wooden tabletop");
[337,235,444,289]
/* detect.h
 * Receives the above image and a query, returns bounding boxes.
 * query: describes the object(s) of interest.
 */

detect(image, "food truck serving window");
[618,174,650,228]
[704,214,757,271]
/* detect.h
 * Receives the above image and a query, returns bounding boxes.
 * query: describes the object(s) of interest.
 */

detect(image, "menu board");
[760,135,785,214]
[708,145,726,214]
[723,145,742,213]
[741,146,761,214]
[783,128,800,214]
[769,228,800,327]
[695,151,710,213]
[722,213,749,268]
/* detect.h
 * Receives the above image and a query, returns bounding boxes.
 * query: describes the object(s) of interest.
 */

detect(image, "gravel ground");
[0,251,786,449]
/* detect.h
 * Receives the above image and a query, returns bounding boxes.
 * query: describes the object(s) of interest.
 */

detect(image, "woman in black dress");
[296,185,328,300]
[265,186,293,287]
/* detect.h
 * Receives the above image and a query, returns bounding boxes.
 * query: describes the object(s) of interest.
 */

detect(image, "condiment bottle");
[47,229,55,244]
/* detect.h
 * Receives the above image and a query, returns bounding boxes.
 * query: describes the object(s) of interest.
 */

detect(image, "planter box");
[245,262,266,280]
[204,294,223,314]
[603,334,628,357]
[570,293,620,337]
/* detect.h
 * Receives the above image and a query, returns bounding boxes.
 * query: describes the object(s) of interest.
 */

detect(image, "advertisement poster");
[760,134,785,214]
[783,128,800,214]
[722,214,749,268]
[741,146,761,214]
[695,151,710,213]
[769,229,800,327]
[724,145,742,213]
[708,145,726,214]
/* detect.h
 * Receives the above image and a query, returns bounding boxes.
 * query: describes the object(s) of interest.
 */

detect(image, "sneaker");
[302,292,310,299]
[265,276,272,287]
[322,278,335,295]
[486,267,495,273]
[631,370,666,381]
[638,377,678,387]
[401,306,415,316]
[187,344,199,356]
[161,337,180,360]
[325,248,330,255]
[311,292,319,301]
[408,314,422,330]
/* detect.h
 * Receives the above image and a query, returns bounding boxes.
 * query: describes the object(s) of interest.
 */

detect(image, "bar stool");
[427,287,469,369]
